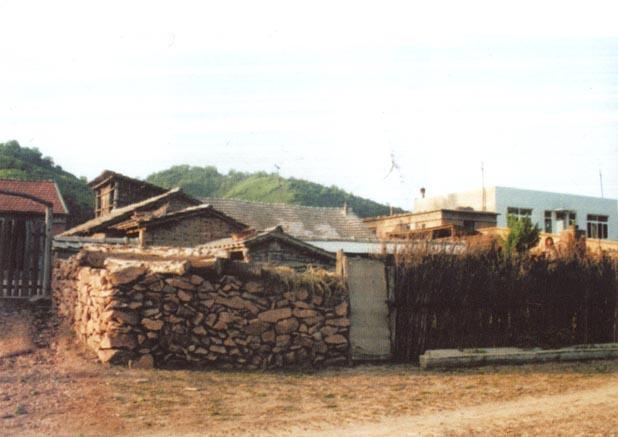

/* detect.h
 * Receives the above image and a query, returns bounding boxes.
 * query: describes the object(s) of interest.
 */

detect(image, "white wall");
[414,186,618,240]
[493,187,617,240]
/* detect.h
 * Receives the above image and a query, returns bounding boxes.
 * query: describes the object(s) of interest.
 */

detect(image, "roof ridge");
[202,196,350,212]
[0,178,57,183]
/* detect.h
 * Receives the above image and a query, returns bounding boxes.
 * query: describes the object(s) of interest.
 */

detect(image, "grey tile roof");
[201,198,376,241]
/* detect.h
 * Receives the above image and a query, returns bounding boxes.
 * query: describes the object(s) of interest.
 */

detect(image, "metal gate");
[0,189,52,299]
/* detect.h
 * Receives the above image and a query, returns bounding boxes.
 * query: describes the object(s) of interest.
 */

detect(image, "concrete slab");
[420,343,618,369]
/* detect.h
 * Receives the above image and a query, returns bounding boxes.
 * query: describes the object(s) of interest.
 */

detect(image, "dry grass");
[1,307,617,436]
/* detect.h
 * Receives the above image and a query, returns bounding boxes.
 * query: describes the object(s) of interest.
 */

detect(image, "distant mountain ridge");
[0,142,400,226]
[147,165,401,218]
[0,141,94,225]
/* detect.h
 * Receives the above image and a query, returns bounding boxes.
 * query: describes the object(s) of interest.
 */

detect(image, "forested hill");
[147,165,401,218]
[0,141,93,225]
[0,142,399,224]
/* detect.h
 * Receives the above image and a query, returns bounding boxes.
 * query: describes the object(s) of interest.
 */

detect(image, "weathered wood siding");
[0,215,47,298]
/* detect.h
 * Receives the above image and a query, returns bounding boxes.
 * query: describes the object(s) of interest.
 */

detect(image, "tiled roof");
[0,179,68,215]
[62,188,201,236]
[136,204,248,230]
[201,198,376,241]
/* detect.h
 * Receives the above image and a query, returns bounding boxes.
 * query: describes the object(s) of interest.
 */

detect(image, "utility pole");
[481,162,486,211]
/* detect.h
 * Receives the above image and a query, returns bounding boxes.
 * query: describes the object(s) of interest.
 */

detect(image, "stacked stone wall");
[52,251,350,369]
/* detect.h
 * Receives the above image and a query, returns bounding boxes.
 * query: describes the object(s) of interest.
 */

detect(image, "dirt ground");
[1,311,618,436]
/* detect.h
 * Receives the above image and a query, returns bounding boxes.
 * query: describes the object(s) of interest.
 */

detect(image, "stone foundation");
[52,250,350,369]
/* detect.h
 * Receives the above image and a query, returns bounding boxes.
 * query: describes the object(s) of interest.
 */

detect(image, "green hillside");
[0,140,93,225]
[0,143,399,225]
[147,165,400,218]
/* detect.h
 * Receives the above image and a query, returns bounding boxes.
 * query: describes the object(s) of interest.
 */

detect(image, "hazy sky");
[1,1,617,209]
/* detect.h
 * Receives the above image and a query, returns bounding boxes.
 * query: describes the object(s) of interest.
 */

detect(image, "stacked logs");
[52,251,350,369]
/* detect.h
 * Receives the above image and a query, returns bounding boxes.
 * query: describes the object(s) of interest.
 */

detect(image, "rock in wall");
[52,252,350,369]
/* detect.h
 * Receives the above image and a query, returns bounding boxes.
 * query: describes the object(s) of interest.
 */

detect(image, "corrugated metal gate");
[340,255,392,361]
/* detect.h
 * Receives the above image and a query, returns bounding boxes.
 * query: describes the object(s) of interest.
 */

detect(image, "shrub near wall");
[393,250,618,362]
[53,251,350,369]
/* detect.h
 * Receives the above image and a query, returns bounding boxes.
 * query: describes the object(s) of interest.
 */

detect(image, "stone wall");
[144,215,241,248]
[52,250,350,369]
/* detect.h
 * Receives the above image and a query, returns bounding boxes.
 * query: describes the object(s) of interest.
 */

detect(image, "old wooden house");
[61,187,248,248]
[89,170,168,217]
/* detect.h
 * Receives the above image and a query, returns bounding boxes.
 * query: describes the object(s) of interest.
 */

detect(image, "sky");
[0,0,617,209]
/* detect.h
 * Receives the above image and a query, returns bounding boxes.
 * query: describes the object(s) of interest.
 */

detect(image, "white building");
[414,186,617,241]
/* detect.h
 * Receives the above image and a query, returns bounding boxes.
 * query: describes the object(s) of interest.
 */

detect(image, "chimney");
[342,201,349,216]
[420,187,426,199]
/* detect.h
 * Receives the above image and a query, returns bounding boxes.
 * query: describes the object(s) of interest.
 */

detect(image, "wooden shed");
[0,179,67,297]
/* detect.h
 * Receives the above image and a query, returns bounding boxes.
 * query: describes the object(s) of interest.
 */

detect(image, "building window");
[507,207,533,221]
[544,211,552,233]
[587,215,608,239]
[556,211,577,227]
[463,220,475,232]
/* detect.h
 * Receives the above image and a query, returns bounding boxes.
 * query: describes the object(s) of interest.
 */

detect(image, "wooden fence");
[391,252,618,363]
[0,216,48,298]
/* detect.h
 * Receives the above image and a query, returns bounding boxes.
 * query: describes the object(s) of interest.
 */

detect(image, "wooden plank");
[5,218,16,297]
[14,218,25,297]
[0,218,5,297]
[37,219,45,295]
[25,220,35,297]
[22,220,30,297]
[42,207,52,295]
[31,220,43,296]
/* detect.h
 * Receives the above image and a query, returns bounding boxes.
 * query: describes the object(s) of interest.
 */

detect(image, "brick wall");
[144,216,239,248]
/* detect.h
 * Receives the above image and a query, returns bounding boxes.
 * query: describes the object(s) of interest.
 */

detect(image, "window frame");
[586,214,609,239]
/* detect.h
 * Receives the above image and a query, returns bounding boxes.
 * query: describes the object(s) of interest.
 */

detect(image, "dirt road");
[298,382,618,436]
[2,306,618,436]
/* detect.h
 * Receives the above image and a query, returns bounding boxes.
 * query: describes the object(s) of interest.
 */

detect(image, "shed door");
[346,257,392,360]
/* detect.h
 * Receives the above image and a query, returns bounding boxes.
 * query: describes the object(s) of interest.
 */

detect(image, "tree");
[505,215,540,254]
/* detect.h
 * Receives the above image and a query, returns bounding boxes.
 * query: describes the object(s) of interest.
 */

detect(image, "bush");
[505,215,540,254]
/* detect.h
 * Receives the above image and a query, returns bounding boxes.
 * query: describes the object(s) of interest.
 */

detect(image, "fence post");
[42,206,52,296]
